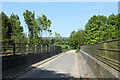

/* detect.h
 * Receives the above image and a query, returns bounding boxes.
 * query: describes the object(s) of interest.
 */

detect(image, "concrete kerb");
[10,52,64,79]
[75,52,82,78]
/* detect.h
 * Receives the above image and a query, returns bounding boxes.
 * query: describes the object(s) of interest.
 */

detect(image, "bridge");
[1,39,120,80]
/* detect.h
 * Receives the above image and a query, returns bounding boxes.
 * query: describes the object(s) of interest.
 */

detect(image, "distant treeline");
[67,14,120,49]
[1,11,120,49]
[42,37,67,40]
[0,10,52,45]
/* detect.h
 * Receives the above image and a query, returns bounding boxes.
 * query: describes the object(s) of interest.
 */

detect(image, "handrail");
[81,39,120,72]
[1,42,61,56]
[82,38,120,46]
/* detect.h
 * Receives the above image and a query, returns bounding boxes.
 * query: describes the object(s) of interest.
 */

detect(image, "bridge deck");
[11,50,119,79]
[17,50,81,79]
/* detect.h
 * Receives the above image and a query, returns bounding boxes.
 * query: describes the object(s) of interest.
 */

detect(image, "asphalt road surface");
[17,50,80,79]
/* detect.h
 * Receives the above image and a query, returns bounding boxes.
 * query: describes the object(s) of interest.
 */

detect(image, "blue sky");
[2,2,118,37]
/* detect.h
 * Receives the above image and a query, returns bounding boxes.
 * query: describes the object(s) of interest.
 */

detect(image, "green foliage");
[0,13,2,41]
[50,32,62,45]
[1,11,52,45]
[68,29,84,49]
[65,46,68,49]
[1,11,119,48]
[84,14,119,45]
[62,49,70,53]
[75,49,80,53]
[10,13,24,43]
[70,30,76,37]
[23,10,52,44]
[68,14,120,49]
[1,12,12,42]
[36,15,52,38]
[1,12,25,42]
[23,10,35,43]
[55,44,70,53]
[55,32,61,39]
[42,38,51,45]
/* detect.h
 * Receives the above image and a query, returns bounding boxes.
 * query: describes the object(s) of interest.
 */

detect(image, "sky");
[1,0,120,2]
[2,2,118,37]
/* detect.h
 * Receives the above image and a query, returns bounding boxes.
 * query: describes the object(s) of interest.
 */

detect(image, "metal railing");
[0,42,61,56]
[81,39,120,72]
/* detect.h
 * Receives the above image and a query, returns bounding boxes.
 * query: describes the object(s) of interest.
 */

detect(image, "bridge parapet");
[1,42,62,72]
[80,39,120,79]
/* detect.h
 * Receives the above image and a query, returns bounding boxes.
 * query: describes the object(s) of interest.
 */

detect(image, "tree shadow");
[2,65,80,80]
[15,65,80,80]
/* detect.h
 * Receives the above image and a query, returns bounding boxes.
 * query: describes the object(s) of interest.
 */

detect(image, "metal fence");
[81,39,120,72]
[0,42,61,56]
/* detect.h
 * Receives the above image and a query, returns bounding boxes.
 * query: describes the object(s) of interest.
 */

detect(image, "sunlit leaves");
[68,29,84,49]
[84,14,120,45]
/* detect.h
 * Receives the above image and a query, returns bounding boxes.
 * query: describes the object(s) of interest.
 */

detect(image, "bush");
[75,49,80,53]
[65,46,68,49]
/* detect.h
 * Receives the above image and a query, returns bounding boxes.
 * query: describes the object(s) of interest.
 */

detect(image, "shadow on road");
[16,65,80,80]
[2,65,80,80]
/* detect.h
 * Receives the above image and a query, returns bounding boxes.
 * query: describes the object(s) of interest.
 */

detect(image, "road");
[17,50,80,79]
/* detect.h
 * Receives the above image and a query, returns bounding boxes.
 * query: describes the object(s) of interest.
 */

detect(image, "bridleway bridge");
[1,39,120,80]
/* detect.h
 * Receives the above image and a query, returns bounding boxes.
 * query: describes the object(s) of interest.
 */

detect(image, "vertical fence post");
[53,46,55,54]
[47,45,49,52]
[35,44,36,53]
[13,43,15,55]
[41,45,42,52]
[26,43,28,54]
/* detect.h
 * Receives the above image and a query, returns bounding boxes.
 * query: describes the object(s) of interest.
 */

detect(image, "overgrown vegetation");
[51,32,70,53]
[1,11,120,52]
[67,14,120,49]
[75,49,80,53]
[84,14,120,44]
[67,30,84,49]
[1,10,52,45]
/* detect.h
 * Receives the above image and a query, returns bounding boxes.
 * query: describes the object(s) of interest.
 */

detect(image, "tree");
[84,15,107,44]
[0,13,2,41]
[84,14,120,45]
[36,16,43,38]
[70,30,76,37]
[68,29,84,49]
[36,15,52,38]
[107,14,120,39]
[1,11,53,45]
[23,10,35,43]
[1,12,12,42]
[10,13,24,43]
[55,32,61,39]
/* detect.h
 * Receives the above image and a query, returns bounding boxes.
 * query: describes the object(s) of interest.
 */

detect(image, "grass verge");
[62,49,70,53]
[75,49,80,53]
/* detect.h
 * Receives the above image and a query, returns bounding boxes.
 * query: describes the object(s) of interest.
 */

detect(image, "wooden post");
[13,43,15,55]
[35,44,36,53]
